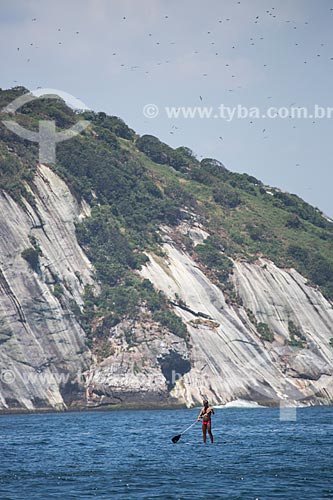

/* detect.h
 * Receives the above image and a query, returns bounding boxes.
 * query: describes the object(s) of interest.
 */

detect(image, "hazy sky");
[1,0,333,216]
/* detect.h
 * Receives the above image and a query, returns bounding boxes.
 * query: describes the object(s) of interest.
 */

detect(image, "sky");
[1,0,333,216]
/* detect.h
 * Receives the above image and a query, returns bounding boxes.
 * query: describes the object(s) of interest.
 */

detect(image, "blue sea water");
[0,406,332,500]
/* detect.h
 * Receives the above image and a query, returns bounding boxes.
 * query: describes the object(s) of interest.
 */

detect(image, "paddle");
[171,419,198,443]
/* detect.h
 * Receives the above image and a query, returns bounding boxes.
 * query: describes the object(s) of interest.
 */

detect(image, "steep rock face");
[139,227,333,407]
[84,318,189,408]
[0,164,93,410]
[0,169,332,411]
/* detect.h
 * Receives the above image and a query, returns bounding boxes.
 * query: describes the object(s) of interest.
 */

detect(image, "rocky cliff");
[0,164,93,410]
[139,227,333,407]
[0,87,332,412]
[0,164,332,412]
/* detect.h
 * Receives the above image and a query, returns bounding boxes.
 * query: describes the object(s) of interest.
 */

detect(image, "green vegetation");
[21,247,41,272]
[1,86,333,357]
[245,307,257,326]
[257,322,274,342]
[245,307,274,342]
[286,320,307,348]
[136,135,197,172]
[79,276,188,344]
[212,184,241,208]
[52,283,64,300]
[152,309,188,339]
[82,110,135,140]
[272,191,327,228]
[194,236,242,305]
[21,236,42,273]
[94,340,115,361]
[195,236,233,284]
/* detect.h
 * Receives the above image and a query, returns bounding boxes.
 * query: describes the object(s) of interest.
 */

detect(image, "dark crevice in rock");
[31,396,49,407]
[158,350,191,391]
[0,332,12,344]
[208,385,219,401]
[60,379,85,406]
[230,339,258,347]
[169,300,213,319]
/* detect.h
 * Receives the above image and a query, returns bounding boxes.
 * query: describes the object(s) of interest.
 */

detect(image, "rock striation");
[139,227,333,407]
[0,168,332,411]
[0,164,93,410]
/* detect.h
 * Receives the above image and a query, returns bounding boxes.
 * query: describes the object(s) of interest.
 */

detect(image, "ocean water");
[0,406,332,500]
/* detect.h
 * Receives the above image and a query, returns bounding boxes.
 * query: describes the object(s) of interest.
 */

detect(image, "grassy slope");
[133,140,333,298]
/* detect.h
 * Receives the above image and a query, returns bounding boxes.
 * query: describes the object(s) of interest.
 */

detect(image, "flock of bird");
[14,6,333,73]
[10,3,333,169]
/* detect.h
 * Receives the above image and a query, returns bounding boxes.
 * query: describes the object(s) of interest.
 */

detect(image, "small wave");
[214,399,267,409]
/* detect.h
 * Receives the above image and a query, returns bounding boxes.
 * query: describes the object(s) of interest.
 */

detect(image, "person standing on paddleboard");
[197,400,215,443]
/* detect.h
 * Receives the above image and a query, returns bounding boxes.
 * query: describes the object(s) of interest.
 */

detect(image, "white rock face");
[176,221,209,246]
[0,164,93,410]
[0,170,332,411]
[140,229,333,407]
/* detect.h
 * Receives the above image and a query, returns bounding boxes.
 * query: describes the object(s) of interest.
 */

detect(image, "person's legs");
[207,423,213,443]
[202,423,207,443]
